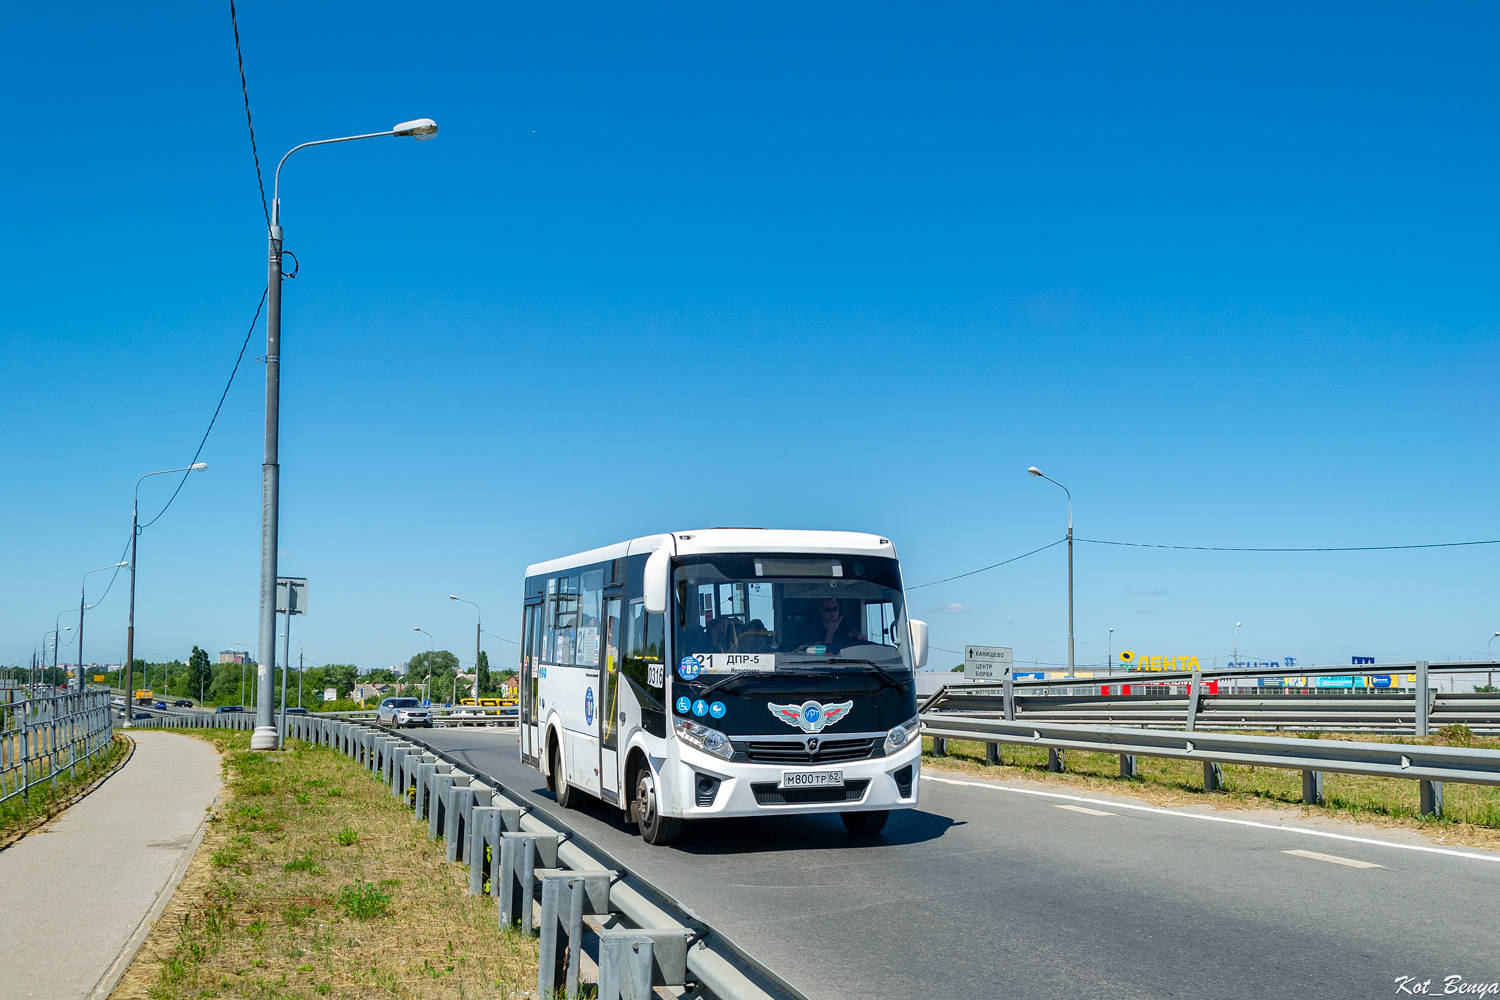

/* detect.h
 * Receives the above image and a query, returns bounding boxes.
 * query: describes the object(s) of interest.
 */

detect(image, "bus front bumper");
[665,739,921,818]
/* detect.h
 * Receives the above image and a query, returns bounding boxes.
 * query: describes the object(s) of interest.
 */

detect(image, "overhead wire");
[137,3,272,531]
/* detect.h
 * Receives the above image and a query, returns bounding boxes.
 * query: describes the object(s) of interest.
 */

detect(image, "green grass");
[112,730,537,1000]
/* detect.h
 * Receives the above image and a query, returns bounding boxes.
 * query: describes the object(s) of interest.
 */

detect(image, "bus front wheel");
[550,739,582,810]
[636,769,681,846]
[841,810,889,835]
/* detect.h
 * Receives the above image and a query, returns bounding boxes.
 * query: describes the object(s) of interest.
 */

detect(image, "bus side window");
[622,599,666,738]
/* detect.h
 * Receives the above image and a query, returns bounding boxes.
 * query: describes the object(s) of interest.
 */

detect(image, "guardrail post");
[1416,660,1430,736]
[468,806,502,895]
[1185,669,1202,731]
[1047,747,1064,772]
[442,776,475,857]
[418,762,451,824]
[985,742,1000,765]
[1301,769,1324,805]
[597,934,655,1000]
[1119,754,1137,778]
[1203,760,1223,792]
[1420,779,1443,818]
[597,928,689,993]
[498,832,561,933]
[932,736,947,757]
[1003,667,1015,721]
[536,871,614,998]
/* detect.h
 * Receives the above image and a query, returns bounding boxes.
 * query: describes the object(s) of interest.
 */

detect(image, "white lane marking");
[1283,849,1383,869]
[920,773,1500,865]
[1056,804,1117,817]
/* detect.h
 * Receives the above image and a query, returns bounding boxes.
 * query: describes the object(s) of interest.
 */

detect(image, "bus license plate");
[780,769,844,789]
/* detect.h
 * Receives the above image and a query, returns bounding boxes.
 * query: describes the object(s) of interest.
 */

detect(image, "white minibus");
[519,528,928,845]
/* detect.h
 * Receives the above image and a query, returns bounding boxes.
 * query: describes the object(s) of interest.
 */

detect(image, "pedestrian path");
[0,731,221,1000]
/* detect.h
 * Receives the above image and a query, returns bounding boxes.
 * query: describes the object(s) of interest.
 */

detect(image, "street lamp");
[77,562,127,694]
[1108,628,1114,672]
[414,628,435,704]
[450,595,482,701]
[254,119,440,752]
[1487,632,1499,690]
[288,636,306,708]
[1234,622,1242,669]
[1028,467,1074,675]
[234,642,257,707]
[124,462,207,727]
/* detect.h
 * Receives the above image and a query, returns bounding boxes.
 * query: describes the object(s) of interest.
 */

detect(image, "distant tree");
[187,646,212,703]
[363,668,397,684]
[322,664,360,700]
[951,664,965,672]
[477,650,492,695]
[408,650,459,682]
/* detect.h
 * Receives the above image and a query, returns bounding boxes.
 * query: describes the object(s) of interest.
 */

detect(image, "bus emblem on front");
[768,699,853,734]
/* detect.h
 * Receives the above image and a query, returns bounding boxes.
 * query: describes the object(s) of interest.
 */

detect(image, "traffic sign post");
[964,645,1012,682]
[276,577,308,747]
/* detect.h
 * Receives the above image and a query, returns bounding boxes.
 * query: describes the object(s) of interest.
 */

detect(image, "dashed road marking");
[1055,804,1116,817]
[1283,849,1383,869]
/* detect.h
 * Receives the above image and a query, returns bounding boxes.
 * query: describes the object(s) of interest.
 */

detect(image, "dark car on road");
[153,701,166,709]
[215,705,245,713]
[173,699,192,708]
[284,707,309,715]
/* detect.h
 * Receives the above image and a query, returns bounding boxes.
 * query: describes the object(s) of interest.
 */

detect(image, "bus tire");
[550,738,582,810]
[636,768,681,846]
[840,810,889,835]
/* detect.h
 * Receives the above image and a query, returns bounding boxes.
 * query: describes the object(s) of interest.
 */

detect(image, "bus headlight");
[673,718,734,760]
[884,716,921,755]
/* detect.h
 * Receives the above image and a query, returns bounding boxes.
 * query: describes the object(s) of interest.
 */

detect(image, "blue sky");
[4,3,1498,674]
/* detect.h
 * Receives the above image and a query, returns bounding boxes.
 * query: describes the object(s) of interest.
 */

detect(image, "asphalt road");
[420,728,1500,999]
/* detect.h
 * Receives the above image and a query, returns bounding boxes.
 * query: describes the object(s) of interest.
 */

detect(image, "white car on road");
[376,697,433,729]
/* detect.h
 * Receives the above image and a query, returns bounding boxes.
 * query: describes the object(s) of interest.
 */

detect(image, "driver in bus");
[815,598,866,649]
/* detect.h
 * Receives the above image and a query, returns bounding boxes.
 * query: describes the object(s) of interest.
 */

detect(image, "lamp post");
[234,642,256,707]
[450,595,482,701]
[288,637,306,708]
[1108,628,1114,673]
[253,119,439,751]
[124,463,207,726]
[414,628,435,704]
[78,562,127,694]
[1028,467,1074,675]
[1234,622,1242,669]
[1487,632,1499,691]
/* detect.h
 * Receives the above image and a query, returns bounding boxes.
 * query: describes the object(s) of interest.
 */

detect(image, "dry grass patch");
[923,725,1500,851]
[113,731,537,1000]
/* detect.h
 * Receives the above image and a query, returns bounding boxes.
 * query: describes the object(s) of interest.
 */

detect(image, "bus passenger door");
[599,595,622,803]
[521,601,541,763]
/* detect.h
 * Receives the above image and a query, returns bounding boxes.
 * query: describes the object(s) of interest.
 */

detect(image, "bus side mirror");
[908,619,929,669]
[644,548,670,615]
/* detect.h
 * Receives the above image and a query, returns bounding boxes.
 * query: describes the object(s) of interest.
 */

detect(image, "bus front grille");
[750,779,871,805]
[740,738,878,765]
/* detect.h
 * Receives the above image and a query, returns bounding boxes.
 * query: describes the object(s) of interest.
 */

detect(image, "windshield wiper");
[819,658,911,694]
[696,672,753,697]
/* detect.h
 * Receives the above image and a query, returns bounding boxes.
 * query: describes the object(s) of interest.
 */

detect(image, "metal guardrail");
[1,691,114,805]
[286,715,794,1000]
[919,713,1500,817]
[134,710,793,999]
[924,659,1500,735]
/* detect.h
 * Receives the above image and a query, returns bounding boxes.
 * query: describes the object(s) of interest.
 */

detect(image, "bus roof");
[524,529,897,579]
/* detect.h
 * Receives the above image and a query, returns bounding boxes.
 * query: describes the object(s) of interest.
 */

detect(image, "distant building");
[351,683,392,703]
[499,676,519,699]
[219,650,250,665]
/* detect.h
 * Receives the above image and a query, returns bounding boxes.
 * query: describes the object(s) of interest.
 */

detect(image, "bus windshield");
[673,553,910,672]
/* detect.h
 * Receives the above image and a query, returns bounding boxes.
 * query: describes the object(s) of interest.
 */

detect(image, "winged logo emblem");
[768,699,854,734]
